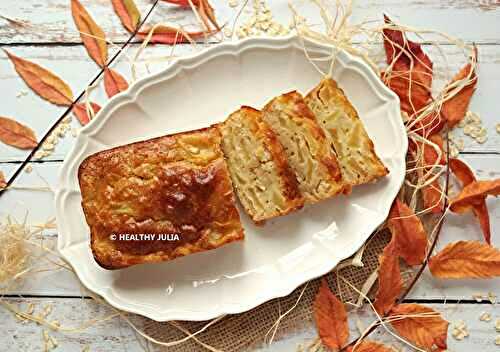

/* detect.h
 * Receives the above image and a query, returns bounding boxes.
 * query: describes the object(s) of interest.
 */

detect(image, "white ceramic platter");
[55,36,407,322]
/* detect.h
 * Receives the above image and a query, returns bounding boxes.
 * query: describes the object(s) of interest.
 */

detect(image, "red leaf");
[4,50,73,106]
[383,15,433,116]
[387,199,428,266]
[137,25,215,44]
[429,241,500,279]
[111,0,141,32]
[0,116,38,149]
[104,68,129,98]
[73,102,101,126]
[410,111,445,137]
[441,48,478,128]
[374,242,402,316]
[389,303,448,351]
[449,158,491,244]
[313,279,349,350]
[71,0,108,67]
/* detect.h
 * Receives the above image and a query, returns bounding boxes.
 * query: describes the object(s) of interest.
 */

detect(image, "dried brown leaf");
[449,158,491,244]
[71,0,108,67]
[389,303,448,351]
[348,340,394,352]
[0,171,6,189]
[429,240,500,279]
[104,68,129,98]
[72,102,102,126]
[450,179,500,213]
[111,0,141,32]
[422,180,444,214]
[4,50,73,106]
[387,199,428,266]
[313,279,349,350]
[374,242,402,316]
[0,116,38,149]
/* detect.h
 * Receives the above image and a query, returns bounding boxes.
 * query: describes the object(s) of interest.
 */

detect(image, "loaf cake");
[305,78,388,186]
[219,106,304,223]
[78,127,244,269]
[262,91,346,203]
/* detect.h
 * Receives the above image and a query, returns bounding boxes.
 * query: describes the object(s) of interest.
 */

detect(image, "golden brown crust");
[262,91,346,204]
[78,127,244,269]
[220,107,304,223]
[305,78,389,186]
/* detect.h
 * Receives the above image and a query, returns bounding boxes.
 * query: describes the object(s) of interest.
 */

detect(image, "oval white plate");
[55,36,406,322]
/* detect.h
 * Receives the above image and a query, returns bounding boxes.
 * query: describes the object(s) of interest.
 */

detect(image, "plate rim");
[55,35,407,321]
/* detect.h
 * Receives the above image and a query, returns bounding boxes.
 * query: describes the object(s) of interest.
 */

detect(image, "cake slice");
[78,127,244,269]
[219,106,304,222]
[305,78,389,186]
[262,91,346,204]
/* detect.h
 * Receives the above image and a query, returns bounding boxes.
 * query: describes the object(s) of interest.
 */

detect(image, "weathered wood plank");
[0,43,499,162]
[0,298,497,352]
[1,0,500,44]
[1,154,499,299]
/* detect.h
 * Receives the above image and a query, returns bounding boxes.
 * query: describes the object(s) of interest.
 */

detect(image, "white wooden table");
[1,1,499,351]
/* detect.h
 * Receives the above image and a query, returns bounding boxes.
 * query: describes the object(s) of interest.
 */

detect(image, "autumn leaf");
[441,48,478,128]
[71,0,108,67]
[160,0,200,7]
[424,134,445,167]
[197,0,220,31]
[374,242,402,316]
[313,279,349,350]
[422,180,444,214]
[383,15,433,116]
[111,0,141,32]
[4,50,73,106]
[387,199,428,266]
[104,68,129,98]
[429,241,500,279]
[411,111,445,137]
[348,340,394,352]
[389,303,448,351]
[73,102,102,126]
[450,158,491,244]
[0,116,38,149]
[137,25,215,44]
[0,171,6,189]
[450,179,500,213]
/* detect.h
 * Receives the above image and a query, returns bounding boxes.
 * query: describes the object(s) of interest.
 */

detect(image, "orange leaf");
[450,179,500,213]
[422,180,444,214]
[73,102,102,126]
[0,171,6,190]
[197,0,220,31]
[383,15,433,116]
[71,0,108,67]
[111,0,141,32]
[389,303,448,351]
[410,111,445,137]
[374,242,402,316]
[429,241,500,279]
[347,340,394,352]
[449,158,491,244]
[424,134,445,167]
[387,199,428,266]
[441,48,478,128]
[137,25,215,44]
[161,0,200,6]
[4,50,73,106]
[104,68,129,98]
[0,116,38,149]
[313,279,349,350]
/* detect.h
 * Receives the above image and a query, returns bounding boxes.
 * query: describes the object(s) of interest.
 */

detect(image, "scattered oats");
[452,320,469,340]
[50,320,60,330]
[472,293,484,302]
[24,164,33,174]
[496,123,500,134]
[223,27,232,38]
[450,145,459,158]
[496,335,500,346]
[478,127,487,137]
[46,135,55,144]
[228,0,238,8]
[463,124,473,135]
[62,115,71,124]
[477,135,488,144]
[458,119,466,128]
[488,292,497,304]
[480,312,492,322]
[456,138,465,151]
[16,90,28,98]
[42,142,54,151]
[82,346,90,352]
[34,150,45,159]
